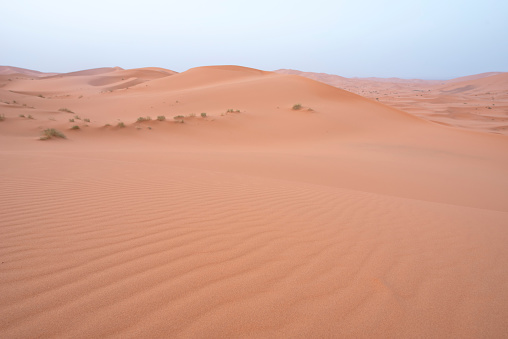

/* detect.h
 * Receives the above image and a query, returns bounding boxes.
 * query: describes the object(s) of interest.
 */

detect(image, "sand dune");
[445,71,505,83]
[0,66,59,77]
[1,65,508,338]
[275,69,508,135]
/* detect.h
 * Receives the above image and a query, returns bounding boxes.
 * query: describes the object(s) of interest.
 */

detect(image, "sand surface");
[1,65,508,338]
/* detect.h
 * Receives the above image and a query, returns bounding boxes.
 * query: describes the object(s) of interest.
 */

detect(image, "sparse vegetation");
[137,116,151,122]
[104,123,111,127]
[27,115,34,119]
[40,128,66,140]
[189,113,196,117]
[201,112,207,118]
[59,108,74,113]
[38,94,44,98]
[117,122,125,128]
[292,104,302,110]
[0,114,5,121]
[19,114,25,118]
[307,108,314,112]
[74,115,81,120]
[69,118,75,122]
[157,115,166,121]
[84,118,90,123]
[71,125,80,130]
[173,115,185,120]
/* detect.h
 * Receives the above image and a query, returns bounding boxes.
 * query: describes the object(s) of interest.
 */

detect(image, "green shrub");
[157,115,166,121]
[71,125,80,130]
[69,118,75,122]
[59,108,73,113]
[84,118,90,123]
[173,115,184,120]
[292,104,302,110]
[200,112,207,118]
[117,122,125,128]
[137,116,151,122]
[41,128,66,140]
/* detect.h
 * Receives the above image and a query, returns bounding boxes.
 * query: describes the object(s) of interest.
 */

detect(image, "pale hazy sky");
[2,0,507,79]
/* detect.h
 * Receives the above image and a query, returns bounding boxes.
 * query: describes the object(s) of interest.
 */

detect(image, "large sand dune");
[1,65,508,337]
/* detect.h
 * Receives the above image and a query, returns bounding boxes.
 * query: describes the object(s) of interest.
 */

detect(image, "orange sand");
[1,65,508,337]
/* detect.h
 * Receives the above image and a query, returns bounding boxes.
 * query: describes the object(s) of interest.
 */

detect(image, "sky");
[1,0,507,79]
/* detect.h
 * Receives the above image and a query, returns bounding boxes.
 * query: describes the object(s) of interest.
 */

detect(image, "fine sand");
[1,65,508,338]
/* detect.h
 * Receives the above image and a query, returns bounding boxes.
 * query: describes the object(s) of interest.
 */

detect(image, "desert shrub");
[157,115,166,121]
[200,112,207,118]
[59,108,73,113]
[137,116,151,122]
[0,114,5,121]
[84,118,90,123]
[117,122,125,128]
[27,115,34,119]
[292,104,302,110]
[173,115,184,120]
[69,118,75,122]
[189,113,196,117]
[19,114,26,118]
[71,125,80,130]
[38,94,44,98]
[41,128,66,140]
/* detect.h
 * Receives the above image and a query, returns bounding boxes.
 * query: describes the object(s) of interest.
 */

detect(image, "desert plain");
[1,65,508,338]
